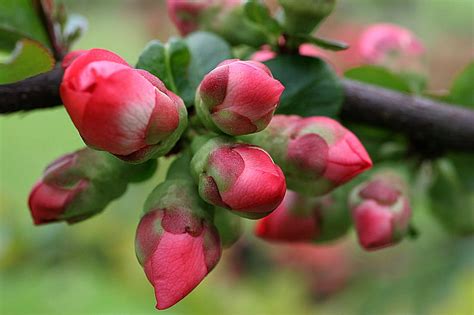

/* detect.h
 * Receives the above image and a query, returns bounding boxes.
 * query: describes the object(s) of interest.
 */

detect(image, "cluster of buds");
[243,115,372,196]
[21,0,430,310]
[60,49,188,163]
[349,171,412,250]
[28,148,156,224]
[255,189,350,243]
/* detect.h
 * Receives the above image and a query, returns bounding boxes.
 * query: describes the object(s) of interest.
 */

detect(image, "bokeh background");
[1,0,473,314]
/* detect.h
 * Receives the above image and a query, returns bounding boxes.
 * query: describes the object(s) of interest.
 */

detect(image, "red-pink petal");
[144,231,209,310]
[354,201,394,250]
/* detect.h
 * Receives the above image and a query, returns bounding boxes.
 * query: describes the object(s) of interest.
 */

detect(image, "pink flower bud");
[135,181,221,310]
[167,0,213,36]
[244,115,372,196]
[358,23,424,64]
[196,59,285,136]
[255,188,350,242]
[60,49,187,162]
[28,148,157,225]
[255,191,320,242]
[349,172,412,250]
[29,153,88,224]
[191,138,286,218]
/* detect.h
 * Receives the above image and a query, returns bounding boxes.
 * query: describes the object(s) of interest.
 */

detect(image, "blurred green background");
[1,0,473,314]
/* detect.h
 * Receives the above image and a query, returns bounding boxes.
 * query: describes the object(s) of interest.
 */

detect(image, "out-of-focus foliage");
[0,39,54,84]
[265,55,343,117]
[0,0,50,50]
[449,62,474,107]
[345,65,411,93]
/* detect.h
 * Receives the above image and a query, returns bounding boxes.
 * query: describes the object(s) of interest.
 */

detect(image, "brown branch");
[340,79,474,153]
[0,66,63,113]
[1,69,474,153]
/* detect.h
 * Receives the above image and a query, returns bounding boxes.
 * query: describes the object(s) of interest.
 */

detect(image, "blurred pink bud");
[192,139,286,218]
[250,46,276,62]
[135,209,221,309]
[299,43,326,58]
[196,59,284,136]
[60,49,187,162]
[255,190,320,241]
[167,0,240,35]
[167,0,212,35]
[28,153,88,225]
[272,242,352,298]
[349,173,412,250]
[358,23,424,64]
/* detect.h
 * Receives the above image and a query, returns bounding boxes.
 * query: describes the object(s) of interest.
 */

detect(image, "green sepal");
[195,89,222,134]
[202,6,268,48]
[143,179,214,223]
[213,207,242,248]
[277,0,335,35]
[190,136,233,183]
[43,148,158,224]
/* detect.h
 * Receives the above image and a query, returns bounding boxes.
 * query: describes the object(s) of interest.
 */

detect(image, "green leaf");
[449,61,474,107]
[136,38,193,105]
[0,0,50,51]
[430,156,474,235]
[345,65,412,93]
[295,34,349,51]
[136,40,167,83]
[0,39,54,84]
[244,0,282,35]
[137,33,232,107]
[265,55,343,117]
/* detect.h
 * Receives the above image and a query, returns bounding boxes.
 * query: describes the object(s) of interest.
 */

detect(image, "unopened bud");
[191,137,286,218]
[349,171,412,250]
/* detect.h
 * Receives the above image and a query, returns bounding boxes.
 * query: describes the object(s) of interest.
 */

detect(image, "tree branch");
[1,69,474,153]
[340,79,474,153]
[0,66,63,114]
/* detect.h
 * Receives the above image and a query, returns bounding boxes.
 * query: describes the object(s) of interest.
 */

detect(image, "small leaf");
[137,33,232,107]
[0,39,55,84]
[0,0,50,51]
[244,0,282,35]
[295,34,349,51]
[430,156,474,235]
[265,55,343,118]
[449,61,474,107]
[136,40,167,83]
[345,65,412,93]
[136,38,193,104]
[166,37,194,105]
